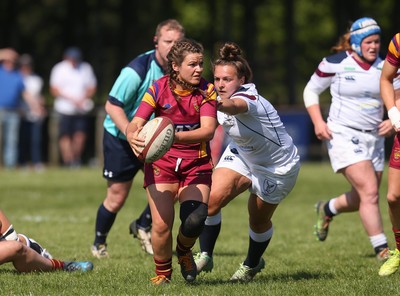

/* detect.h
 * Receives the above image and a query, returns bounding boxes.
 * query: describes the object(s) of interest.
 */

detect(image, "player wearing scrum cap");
[303,17,400,261]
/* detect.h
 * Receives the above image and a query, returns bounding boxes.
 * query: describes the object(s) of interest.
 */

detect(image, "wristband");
[388,107,400,129]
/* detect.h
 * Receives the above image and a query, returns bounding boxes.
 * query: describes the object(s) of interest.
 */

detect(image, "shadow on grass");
[261,271,334,282]
[195,270,333,285]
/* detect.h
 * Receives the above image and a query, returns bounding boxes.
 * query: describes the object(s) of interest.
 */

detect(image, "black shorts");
[102,129,143,182]
[58,114,89,136]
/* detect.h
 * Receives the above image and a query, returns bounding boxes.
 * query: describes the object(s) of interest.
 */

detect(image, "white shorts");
[216,145,300,204]
[326,122,385,173]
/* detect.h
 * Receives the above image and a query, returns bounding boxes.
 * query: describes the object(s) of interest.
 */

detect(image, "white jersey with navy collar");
[217,83,299,175]
[305,50,384,130]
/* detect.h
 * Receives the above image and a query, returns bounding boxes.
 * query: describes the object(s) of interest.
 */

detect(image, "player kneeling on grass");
[194,42,300,282]
[127,38,218,285]
[0,209,93,273]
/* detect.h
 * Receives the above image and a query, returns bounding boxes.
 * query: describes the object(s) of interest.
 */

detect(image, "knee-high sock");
[199,213,221,257]
[244,226,273,268]
[94,203,116,245]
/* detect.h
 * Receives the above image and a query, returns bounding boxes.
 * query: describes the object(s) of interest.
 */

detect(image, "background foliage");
[1,0,399,106]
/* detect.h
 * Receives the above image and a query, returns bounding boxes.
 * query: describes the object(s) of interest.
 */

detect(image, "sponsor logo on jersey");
[175,123,200,132]
[345,75,355,81]
[223,155,235,161]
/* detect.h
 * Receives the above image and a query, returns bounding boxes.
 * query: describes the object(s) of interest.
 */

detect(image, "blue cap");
[350,17,381,57]
[64,47,82,62]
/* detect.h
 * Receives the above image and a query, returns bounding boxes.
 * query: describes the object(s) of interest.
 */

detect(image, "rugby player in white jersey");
[194,42,300,282]
[303,17,398,261]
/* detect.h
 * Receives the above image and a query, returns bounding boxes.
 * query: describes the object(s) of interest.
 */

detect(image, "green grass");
[1,162,399,295]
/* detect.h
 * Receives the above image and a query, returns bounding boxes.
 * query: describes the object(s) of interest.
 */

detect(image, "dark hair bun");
[219,42,242,60]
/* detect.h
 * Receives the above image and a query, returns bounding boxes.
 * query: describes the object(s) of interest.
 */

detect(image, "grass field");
[1,162,400,295]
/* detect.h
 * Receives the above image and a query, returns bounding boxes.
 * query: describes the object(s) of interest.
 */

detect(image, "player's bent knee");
[180,200,208,237]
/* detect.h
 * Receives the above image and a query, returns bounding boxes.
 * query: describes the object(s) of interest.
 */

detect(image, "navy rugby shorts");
[102,129,143,182]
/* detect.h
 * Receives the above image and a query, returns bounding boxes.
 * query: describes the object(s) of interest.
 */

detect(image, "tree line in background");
[1,0,399,107]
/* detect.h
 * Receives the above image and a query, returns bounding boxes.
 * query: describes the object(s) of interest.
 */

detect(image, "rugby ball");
[137,116,175,163]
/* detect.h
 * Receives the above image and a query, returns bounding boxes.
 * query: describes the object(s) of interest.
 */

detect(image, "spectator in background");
[18,54,47,171]
[49,47,97,168]
[0,48,41,168]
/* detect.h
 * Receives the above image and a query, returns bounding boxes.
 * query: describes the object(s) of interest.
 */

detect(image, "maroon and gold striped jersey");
[136,75,217,159]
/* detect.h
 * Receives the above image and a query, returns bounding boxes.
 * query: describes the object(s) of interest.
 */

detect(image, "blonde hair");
[155,19,185,41]
[331,31,352,53]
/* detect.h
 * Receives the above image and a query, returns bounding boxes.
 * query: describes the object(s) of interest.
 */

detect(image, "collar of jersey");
[174,88,194,97]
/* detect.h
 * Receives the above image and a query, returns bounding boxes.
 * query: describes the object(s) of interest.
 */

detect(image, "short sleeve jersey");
[304,51,384,130]
[385,33,400,68]
[103,50,164,139]
[217,83,299,175]
[135,75,217,159]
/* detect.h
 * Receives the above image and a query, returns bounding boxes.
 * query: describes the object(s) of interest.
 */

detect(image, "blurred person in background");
[303,17,398,261]
[0,48,42,169]
[91,19,184,259]
[49,47,97,168]
[18,54,47,171]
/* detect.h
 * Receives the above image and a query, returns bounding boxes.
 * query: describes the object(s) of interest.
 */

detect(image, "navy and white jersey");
[305,50,384,130]
[217,83,299,175]
[103,50,163,139]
